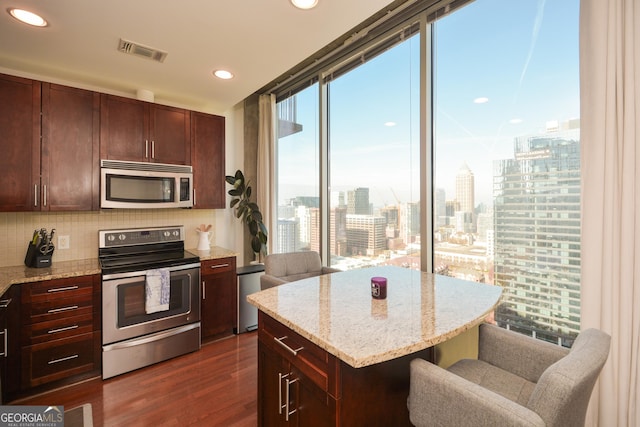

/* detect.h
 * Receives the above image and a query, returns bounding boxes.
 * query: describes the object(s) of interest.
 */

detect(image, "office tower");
[309,208,320,253]
[347,187,370,215]
[435,188,446,228]
[493,126,581,346]
[277,218,300,253]
[331,207,347,256]
[346,215,386,256]
[455,162,475,213]
[296,205,312,249]
[455,163,475,233]
[400,202,420,245]
[380,206,400,230]
[476,211,493,243]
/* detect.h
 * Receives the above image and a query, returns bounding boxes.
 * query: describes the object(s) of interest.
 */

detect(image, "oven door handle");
[103,322,200,351]
[101,262,201,281]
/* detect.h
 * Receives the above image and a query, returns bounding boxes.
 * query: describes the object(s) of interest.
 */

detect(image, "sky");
[276,0,580,209]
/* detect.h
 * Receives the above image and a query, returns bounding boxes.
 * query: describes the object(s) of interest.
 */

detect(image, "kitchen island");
[247,265,502,426]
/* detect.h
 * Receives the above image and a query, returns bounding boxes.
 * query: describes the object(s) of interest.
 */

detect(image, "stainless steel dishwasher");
[236,264,264,333]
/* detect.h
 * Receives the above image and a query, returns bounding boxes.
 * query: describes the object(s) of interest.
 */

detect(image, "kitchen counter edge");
[0,246,238,296]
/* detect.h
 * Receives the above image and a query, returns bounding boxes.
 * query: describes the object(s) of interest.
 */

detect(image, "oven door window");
[116,272,191,327]
[106,174,174,203]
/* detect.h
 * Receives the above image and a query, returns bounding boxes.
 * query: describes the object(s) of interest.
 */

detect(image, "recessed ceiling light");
[7,8,48,27]
[384,122,396,127]
[213,69,234,80]
[473,97,489,104]
[509,118,523,124]
[291,0,318,10]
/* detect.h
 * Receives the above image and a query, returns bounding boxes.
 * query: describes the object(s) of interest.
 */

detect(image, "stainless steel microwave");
[100,160,193,209]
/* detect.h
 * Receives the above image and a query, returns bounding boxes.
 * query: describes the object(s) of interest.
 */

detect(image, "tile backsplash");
[0,209,224,268]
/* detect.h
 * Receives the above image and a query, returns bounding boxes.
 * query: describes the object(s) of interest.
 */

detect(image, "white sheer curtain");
[580,1,640,425]
[257,94,276,255]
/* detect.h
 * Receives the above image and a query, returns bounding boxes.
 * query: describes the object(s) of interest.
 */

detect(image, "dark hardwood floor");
[12,332,258,426]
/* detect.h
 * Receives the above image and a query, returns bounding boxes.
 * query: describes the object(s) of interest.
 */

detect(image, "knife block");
[24,242,53,268]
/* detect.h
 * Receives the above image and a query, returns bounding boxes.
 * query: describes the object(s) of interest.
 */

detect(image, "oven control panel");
[99,226,184,248]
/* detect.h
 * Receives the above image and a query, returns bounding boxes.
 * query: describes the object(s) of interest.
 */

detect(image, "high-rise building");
[346,214,386,256]
[347,187,370,215]
[435,188,446,228]
[493,126,581,346]
[331,207,347,256]
[455,162,475,213]
[400,202,420,245]
[276,218,300,253]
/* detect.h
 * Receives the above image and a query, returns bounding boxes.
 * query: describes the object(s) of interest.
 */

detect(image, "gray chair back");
[527,328,611,427]
[264,251,324,282]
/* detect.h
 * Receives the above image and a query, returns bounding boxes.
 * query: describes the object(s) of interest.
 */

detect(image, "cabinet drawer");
[259,312,337,395]
[25,293,94,324]
[23,313,94,345]
[23,332,97,387]
[24,277,94,303]
[201,257,236,275]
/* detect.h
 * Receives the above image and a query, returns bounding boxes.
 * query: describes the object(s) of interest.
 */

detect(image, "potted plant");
[225,169,268,259]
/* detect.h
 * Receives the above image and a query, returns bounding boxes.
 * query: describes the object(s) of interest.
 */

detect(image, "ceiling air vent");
[118,38,168,63]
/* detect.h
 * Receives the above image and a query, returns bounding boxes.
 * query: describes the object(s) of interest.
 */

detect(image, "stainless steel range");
[99,225,201,379]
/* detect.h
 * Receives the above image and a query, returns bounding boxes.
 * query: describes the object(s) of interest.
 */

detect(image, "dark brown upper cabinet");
[100,94,191,165]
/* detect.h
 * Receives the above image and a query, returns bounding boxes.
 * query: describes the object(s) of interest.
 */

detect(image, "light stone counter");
[187,246,238,261]
[0,246,237,297]
[247,265,502,368]
[0,258,102,296]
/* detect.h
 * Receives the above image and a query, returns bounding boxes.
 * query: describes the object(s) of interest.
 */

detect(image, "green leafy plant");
[225,170,268,256]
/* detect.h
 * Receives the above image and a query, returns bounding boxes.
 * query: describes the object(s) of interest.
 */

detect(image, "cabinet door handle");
[43,185,47,207]
[47,285,79,293]
[209,264,229,269]
[145,140,149,158]
[285,377,298,421]
[47,305,78,314]
[34,184,38,207]
[274,336,304,356]
[0,329,7,357]
[151,140,155,159]
[48,354,78,365]
[278,372,285,414]
[202,281,206,300]
[0,298,12,308]
[48,324,78,334]
[193,189,196,206]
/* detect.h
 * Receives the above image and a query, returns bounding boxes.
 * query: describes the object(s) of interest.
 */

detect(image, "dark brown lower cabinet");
[201,257,237,341]
[259,342,336,426]
[257,312,433,426]
[0,285,21,403]
[19,275,101,396]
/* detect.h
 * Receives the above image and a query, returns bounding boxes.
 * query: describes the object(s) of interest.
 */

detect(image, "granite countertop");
[247,265,502,368]
[0,258,102,296]
[187,246,238,261]
[0,246,237,296]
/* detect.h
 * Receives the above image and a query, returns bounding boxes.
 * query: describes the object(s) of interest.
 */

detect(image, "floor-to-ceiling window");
[327,34,420,270]
[433,0,580,345]
[272,0,580,345]
[274,84,319,254]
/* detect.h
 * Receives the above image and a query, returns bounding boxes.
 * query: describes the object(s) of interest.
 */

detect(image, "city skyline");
[276,0,579,209]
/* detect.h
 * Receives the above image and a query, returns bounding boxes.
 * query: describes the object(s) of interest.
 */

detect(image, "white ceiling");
[0,0,396,114]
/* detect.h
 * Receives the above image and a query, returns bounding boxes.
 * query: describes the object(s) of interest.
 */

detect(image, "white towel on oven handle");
[145,268,170,314]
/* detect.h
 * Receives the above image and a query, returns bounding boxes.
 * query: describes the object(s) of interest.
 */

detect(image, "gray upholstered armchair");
[408,323,610,427]
[260,251,341,290]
